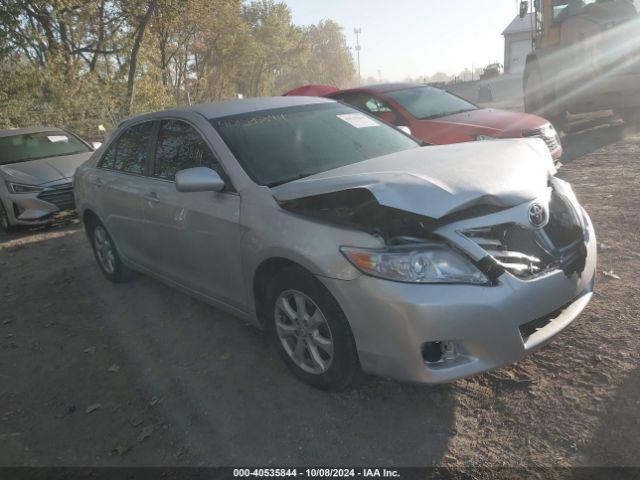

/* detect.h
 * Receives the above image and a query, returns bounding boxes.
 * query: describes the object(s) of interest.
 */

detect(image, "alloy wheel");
[93,225,116,274]
[274,290,335,375]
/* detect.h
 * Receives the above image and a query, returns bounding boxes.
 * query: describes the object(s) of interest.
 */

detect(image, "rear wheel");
[88,219,131,283]
[265,266,359,391]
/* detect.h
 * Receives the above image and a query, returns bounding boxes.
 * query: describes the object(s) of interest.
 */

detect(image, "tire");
[524,61,569,131]
[0,200,17,233]
[524,62,544,115]
[87,218,131,283]
[265,266,359,391]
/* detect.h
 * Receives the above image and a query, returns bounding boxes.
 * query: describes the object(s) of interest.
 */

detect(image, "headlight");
[475,135,499,141]
[6,182,44,194]
[340,244,489,284]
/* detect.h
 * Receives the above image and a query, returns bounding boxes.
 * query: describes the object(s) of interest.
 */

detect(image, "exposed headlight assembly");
[341,243,489,284]
[6,182,44,194]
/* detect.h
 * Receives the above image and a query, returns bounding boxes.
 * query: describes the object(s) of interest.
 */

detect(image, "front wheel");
[524,62,544,115]
[266,266,359,391]
[0,201,17,233]
[524,61,568,131]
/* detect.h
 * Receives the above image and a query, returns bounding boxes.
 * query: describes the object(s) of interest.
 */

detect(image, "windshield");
[386,86,478,120]
[0,130,90,165]
[211,103,419,187]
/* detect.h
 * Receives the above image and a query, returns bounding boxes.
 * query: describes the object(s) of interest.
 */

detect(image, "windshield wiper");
[268,172,319,188]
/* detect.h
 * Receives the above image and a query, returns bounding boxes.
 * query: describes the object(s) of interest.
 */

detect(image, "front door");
[141,118,245,309]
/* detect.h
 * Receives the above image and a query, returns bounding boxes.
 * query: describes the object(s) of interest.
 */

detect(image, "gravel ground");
[0,117,638,468]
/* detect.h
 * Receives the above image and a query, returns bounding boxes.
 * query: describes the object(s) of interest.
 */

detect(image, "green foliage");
[0,0,355,138]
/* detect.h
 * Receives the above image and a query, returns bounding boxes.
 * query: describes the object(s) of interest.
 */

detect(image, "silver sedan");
[74,96,596,390]
[0,127,95,232]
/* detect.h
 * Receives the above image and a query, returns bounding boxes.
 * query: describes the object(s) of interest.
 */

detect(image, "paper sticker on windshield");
[337,113,380,128]
[47,135,69,143]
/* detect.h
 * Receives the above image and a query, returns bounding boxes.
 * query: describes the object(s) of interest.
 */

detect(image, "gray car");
[0,127,95,232]
[74,96,596,390]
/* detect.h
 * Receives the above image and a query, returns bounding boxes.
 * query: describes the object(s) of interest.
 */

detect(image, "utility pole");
[354,28,362,85]
[377,69,382,83]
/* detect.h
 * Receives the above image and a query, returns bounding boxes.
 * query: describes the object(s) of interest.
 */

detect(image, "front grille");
[463,191,586,279]
[37,183,75,211]
[523,124,562,154]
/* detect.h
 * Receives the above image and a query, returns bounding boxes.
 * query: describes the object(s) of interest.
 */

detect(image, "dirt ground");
[0,115,638,468]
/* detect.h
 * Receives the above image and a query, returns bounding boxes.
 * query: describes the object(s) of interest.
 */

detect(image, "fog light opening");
[12,202,23,218]
[422,341,458,364]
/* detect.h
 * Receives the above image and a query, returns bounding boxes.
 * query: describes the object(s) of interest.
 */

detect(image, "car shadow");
[2,228,455,466]
[574,367,640,468]
[88,272,457,466]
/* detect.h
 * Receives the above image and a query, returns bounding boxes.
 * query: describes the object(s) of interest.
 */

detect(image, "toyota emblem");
[528,203,547,228]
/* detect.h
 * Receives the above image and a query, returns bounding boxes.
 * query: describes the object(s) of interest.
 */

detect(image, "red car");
[285,83,563,161]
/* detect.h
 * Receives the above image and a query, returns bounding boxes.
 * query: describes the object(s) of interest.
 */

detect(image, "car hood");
[432,108,547,134]
[271,138,555,220]
[0,152,92,186]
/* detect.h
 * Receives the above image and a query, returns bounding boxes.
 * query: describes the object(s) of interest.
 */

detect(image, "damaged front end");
[278,179,589,284]
[461,184,589,279]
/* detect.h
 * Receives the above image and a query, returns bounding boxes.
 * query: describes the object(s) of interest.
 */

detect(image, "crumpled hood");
[272,138,555,219]
[0,152,92,186]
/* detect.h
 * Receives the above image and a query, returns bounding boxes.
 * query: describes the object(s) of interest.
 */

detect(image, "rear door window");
[98,121,154,174]
[114,122,154,174]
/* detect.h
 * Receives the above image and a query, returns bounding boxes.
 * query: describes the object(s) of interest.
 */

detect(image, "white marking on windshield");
[336,113,380,129]
[47,135,69,143]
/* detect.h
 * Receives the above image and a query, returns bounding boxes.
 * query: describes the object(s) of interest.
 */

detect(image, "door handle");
[93,178,104,188]
[144,191,159,206]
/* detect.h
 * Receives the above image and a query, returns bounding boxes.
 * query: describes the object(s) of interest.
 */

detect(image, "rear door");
[92,120,156,267]
[141,118,245,308]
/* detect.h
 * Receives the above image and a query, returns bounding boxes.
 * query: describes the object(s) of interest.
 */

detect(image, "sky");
[283,0,640,81]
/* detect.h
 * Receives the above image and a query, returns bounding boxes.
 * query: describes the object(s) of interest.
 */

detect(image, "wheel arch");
[252,257,312,327]
[82,208,100,227]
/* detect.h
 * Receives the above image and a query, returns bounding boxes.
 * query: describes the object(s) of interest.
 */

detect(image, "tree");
[303,20,355,87]
[0,0,357,135]
[121,0,158,114]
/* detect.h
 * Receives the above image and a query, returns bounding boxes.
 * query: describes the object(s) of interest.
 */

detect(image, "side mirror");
[519,0,529,18]
[91,141,102,150]
[397,126,412,135]
[175,167,225,193]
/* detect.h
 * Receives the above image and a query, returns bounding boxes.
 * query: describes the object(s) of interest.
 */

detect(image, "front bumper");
[1,182,75,226]
[321,220,596,384]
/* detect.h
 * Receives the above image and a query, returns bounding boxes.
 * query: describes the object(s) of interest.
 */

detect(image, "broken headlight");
[340,244,489,284]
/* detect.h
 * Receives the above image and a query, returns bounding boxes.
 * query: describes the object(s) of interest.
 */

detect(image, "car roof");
[0,126,66,138]
[334,83,425,95]
[122,96,336,127]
